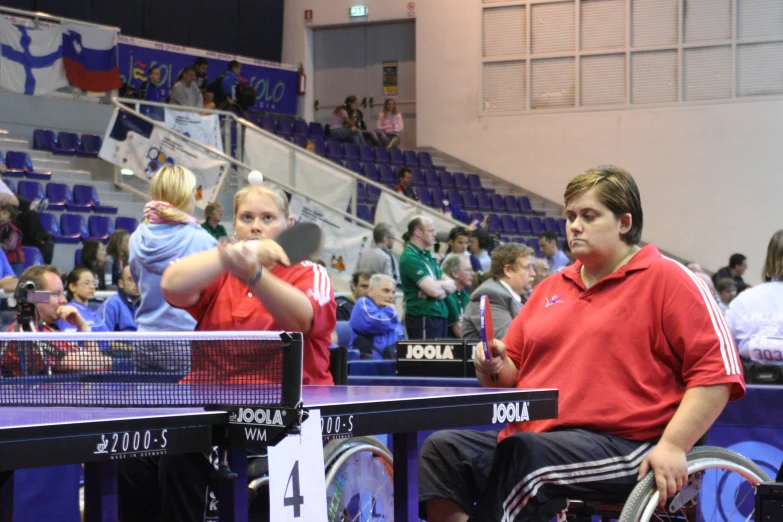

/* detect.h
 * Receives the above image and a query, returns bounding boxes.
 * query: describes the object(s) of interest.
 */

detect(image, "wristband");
[244,265,263,287]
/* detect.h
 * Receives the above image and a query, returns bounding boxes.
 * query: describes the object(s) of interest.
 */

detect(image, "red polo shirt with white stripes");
[185,261,336,385]
[501,244,745,443]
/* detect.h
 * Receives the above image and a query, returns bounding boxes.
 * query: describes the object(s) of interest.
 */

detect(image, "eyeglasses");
[49,292,64,301]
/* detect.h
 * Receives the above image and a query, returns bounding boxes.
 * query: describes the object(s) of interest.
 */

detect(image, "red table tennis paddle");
[479,295,499,382]
[276,222,322,265]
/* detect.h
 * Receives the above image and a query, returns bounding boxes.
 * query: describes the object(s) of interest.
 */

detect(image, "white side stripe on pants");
[501,442,653,522]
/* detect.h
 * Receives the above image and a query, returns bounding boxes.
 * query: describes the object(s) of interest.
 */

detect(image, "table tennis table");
[0,384,558,522]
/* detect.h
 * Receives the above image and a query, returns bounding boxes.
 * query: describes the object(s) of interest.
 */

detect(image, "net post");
[279,332,303,408]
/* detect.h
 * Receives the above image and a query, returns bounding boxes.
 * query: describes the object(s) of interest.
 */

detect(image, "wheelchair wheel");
[619,446,770,522]
[324,436,394,522]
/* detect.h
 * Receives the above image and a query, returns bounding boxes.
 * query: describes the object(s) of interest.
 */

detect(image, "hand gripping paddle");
[275,222,323,265]
[479,295,499,382]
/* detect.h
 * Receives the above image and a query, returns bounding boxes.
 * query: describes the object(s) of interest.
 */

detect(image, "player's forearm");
[476,357,518,388]
[658,384,731,451]
[161,249,225,307]
[251,270,315,334]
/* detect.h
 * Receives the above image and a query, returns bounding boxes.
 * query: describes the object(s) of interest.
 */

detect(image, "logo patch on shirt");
[545,295,563,308]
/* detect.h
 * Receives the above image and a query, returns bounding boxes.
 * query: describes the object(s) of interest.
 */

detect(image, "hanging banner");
[163,108,224,153]
[289,195,371,287]
[382,60,398,97]
[118,35,297,115]
[98,107,230,210]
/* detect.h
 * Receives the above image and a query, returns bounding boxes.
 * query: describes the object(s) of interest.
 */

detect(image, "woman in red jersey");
[161,183,336,385]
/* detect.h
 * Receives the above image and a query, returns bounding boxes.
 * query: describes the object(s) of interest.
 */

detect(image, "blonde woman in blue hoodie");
[128,165,216,372]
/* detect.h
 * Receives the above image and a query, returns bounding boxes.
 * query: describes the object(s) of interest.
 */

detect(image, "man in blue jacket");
[99,266,140,332]
[349,274,405,359]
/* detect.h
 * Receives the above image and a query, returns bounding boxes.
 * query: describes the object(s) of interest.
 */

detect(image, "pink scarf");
[143,201,196,225]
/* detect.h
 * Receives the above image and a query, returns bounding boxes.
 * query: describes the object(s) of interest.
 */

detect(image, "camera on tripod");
[7,281,51,331]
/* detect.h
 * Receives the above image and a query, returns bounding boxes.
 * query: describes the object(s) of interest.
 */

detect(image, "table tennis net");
[0,331,302,407]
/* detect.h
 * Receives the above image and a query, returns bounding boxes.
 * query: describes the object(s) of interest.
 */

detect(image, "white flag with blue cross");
[0,16,68,95]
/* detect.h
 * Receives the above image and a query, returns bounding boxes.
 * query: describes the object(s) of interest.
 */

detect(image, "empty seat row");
[33,129,103,158]
[40,213,138,244]
[16,181,117,214]
[484,214,565,238]
[0,151,51,180]
[261,117,325,140]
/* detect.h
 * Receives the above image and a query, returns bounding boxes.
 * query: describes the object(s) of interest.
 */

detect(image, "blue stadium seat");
[403,150,419,168]
[467,174,483,191]
[356,182,368,204]
[276,118,293,137]
[359,145,375,164]
[292,120,309,137]
[378,165,396,188]
[311,138,327,157]
[66,185,92,212]
[366,185,381,203]
[439,171,454,189]
[343,143,360,161]
[530,216,545,235]
[74,248,82,268]
[60,214,88,241]
[417,187,434,206]
[504,195,520,214]
[293,135,308,148]
[477,192,492,212]
[87,215,115,242]
[115,216,139,233]
[331,159,345,168]
[424,170,440,188]
[45,182,68,211]
[56,132,79,156]
[374,147,390,165]
[327,141,344,160]
[308,122,325,138]
[470,212,484,225]
[334,321,355,349]
[527,238,542,256]
[558,218,567,237]
[419,152,435,170]
[487,214,501,234]
[432,188,447,206]
[3,151,27,178]
[261,116,276,134]
[516,216,532,235]
[501,215,518,235]
[21,246,43,269]
[518,196,545,216]
[544,217,558,235]
[362,163,380,183]
[79,185,118,214]
[33,129,55,150]
[77,134,100,157]
[447,189,464,208]
[389,148,404,167]
[454,172,468,190]
[461,191,478,211]
[356,205,372,223]
[491,194,506,212]
[40,212,80,243]
[346,160,363,175]
[17,180,44,202]
[3,179,15,193]
[411,168,426,187]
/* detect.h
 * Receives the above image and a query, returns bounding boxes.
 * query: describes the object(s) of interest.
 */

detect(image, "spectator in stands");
[104,230,130,287]
[304,140,316,153]
[337,270,372,321]
[469,228,493,272]
[376,98,402,148]
[56,267,108,332]
[532,257,551,287]
[346,95,387,147]
[355,223,399,284]
[350,274,405,359]
[441,254,474,338]
[461,243,535,340]
[0,179,18,206]
[0,203,24,277]
[99,266,140,332]
[210,60,242,108]
[440,226,482,272]
[169,66,204,108]
[538,231,569,273]
[395,168,418,201]
[400,217,456,339]
[0,251,17,292]
[1,265,112,375]
[139,66,168,103]
[16,197,53,265]
[328,96,367,147]
[727,229,783,361]
[713,253,749,293]
[193,57,209,92]
[716,277,737,313]
[201,202,227,240]
[129,165,216,372]
[80,239,110,290]
[421,166,744,522]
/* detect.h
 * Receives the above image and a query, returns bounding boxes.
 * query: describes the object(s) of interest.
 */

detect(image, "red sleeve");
[660,262,745,401]
[283,262,337,339]
[184,272,228,323]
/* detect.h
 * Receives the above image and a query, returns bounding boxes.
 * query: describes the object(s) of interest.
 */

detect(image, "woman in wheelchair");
[418,166,747,522]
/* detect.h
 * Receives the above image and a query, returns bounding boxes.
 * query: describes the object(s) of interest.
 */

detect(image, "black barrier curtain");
[0,0,285,62]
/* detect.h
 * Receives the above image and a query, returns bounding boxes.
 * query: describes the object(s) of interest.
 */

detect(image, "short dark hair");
[407,217,423,237]
[448,226,469,242]
[19,265,62,293]
[471,228,493,251]
[194,57,208,67]
[148,65,160,75]
[538,231,557,243]
[729,254,747,268]
[228,60,240,71]
[344,95,358,106]
[397,168,412,180]
[182,65,195,75]
[716,277,737,293]
[352,270,373,287]
[65,266,93,301]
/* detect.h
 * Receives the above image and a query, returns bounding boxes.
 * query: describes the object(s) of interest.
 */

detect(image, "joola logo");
[405,344,454,360]
[232,408,285,426]
[492,401,530,423]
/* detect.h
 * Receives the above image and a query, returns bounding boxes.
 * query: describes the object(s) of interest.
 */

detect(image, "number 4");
[284,461,305,517]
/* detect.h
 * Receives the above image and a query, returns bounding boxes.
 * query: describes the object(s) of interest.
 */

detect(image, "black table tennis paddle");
[276,222,322,265]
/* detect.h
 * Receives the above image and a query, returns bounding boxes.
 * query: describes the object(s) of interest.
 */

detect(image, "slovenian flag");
[63,23,122,92]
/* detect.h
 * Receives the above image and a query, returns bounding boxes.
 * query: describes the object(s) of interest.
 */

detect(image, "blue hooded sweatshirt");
[349,296,405,359]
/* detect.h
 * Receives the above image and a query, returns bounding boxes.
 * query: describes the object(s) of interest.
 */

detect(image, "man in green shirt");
[201,202,227,240]
[399,216,456,339]
[441,253,474,338]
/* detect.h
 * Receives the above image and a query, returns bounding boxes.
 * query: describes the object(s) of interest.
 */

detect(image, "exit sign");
[349,5,368,17]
